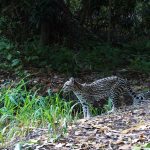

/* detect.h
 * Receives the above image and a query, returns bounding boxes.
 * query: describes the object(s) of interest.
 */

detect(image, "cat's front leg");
[82,103,91,119]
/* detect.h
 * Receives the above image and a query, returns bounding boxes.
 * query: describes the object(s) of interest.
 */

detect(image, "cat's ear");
[69,77,74,84]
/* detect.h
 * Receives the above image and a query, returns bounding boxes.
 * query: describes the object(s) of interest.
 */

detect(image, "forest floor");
[0,67,150,150]
[11,104,150,150]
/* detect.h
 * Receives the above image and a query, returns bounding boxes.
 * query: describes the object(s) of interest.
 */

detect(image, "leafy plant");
[133,143,150,150]
[0,37,22,71]
[0,80,79,147]
[130,57,150,73]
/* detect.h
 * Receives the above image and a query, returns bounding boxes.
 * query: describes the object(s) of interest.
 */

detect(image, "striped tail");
[137,90,150,101]
[126,86,144,105]
[128,86,150,105]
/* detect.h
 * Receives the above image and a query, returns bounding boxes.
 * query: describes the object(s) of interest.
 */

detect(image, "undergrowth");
[0,37,150,74]
[22,38,150,74]
[0,80,79,147]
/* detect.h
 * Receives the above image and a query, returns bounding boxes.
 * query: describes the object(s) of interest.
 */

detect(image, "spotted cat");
[62,76,149,118]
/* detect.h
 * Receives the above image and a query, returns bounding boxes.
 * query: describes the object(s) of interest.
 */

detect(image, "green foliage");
[124,39,150,52]
[1,36,150,74]
[133,143,150,150]
[103,98,112,112]
[23,40,76,73]
[0,37,22,71]
[69,0,81,13]
[0,80,78,146]
[23,39,125,73]
[123,39,150,73]
[130,57,150,73]
[0,16,7,32]
[77,44,123,71]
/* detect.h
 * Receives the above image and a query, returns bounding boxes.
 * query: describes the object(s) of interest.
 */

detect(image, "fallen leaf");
[119,144,131,150]
[121,124,148,134]
[66,143,73,147]
[113,140,125,145]
[55,143,64,148]
[75,130,83,136]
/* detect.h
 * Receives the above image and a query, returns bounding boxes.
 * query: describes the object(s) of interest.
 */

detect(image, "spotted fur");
[62,76,149,118]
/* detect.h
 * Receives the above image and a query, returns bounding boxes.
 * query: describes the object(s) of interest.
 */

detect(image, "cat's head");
[62,77,75,93]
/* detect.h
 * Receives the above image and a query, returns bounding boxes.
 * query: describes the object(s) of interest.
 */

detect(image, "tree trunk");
[40,21,51,45]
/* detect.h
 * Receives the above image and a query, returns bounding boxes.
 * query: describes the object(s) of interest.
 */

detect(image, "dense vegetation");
[0,0,149,147]
[0,0,150,74]
[0,81,78,145]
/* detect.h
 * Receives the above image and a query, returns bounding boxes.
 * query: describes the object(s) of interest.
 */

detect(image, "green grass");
[0,80,79,147]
